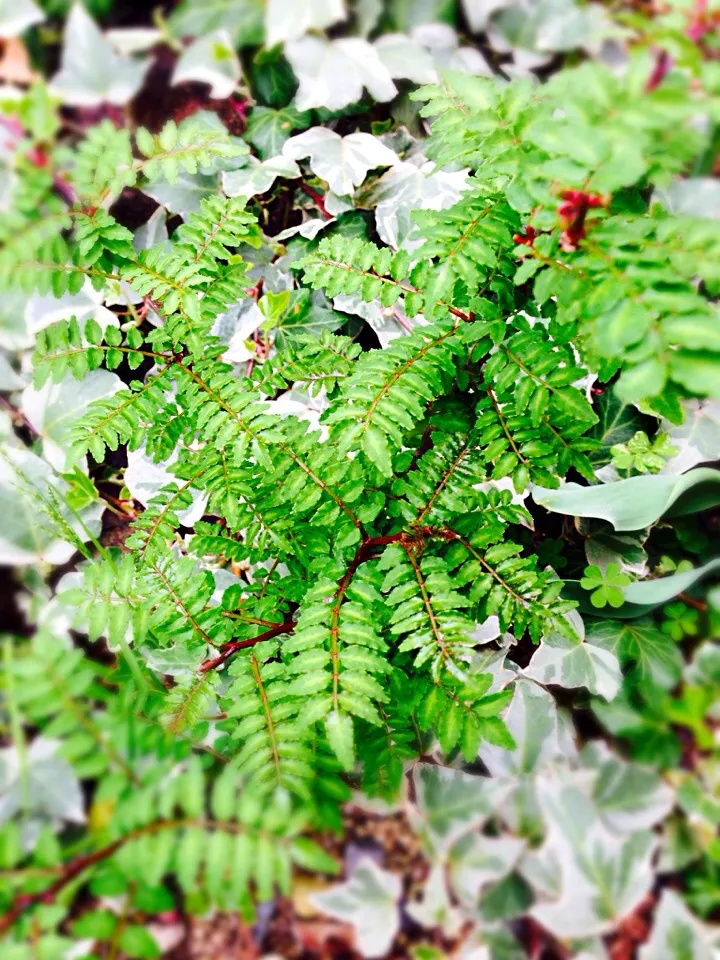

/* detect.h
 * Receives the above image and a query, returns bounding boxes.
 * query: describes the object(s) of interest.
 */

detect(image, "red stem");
[198,528,445,672]
[297,181,332,221]
[0,838,125,936]
[198,620,295,672]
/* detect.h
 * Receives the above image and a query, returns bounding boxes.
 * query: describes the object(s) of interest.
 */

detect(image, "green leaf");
[325,709,355,771]
[534,468,720,531]
[362,424,393,475]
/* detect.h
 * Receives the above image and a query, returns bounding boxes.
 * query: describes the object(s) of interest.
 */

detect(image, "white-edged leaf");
[171,28,241,99]
[367,157,468,251]
[21,370,124,470]
[638,889,715,960]
[581,742,674,834]
[284,127,398,196]
[585,618,681,688]
[411,763,509,854]
[530,772,657,938]
[0,445,103,566]
[310,856,401,958]
[0,0,43,38]
[374,34,438,84]
[523,630,622,701]
[448,833,525,909]
[49,3,148,106]
[285,36,397,112]
[124,448,208,526]
[222,155,300,199]
[0,737,85,826]
[265,0,346,46]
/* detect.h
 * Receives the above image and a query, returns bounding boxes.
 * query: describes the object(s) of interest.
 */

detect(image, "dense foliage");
[0,1,719,958]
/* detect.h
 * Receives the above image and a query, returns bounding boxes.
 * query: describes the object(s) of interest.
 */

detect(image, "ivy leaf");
[310,857,401,958]
[411,763,509,854]
[168,0,264,47]
[655,178,720,219]
[374,34,438,84]
[285,36,397,112]
[49,3,149,107]
[265,0,347,46]
[284,128,398,196]
[523,624,622,700]
[586,618,682,689]
[367,158,468,251]
[639,889,714,960]
[0,737,85,828]
[581,742,674,834]
[21,370,124,470]
[143,171,218,216]
[222,155,301,200]
[171,29,242,99]
[534,468,720,531]
[245,106,311,160]
[0,0,44,37]
[530,774,657,938]
[0,446,103,566]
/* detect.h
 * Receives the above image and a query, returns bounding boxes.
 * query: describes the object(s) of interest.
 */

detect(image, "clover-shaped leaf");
[611,430,677,475]
[661,602,699,642]
[580,563,631,608]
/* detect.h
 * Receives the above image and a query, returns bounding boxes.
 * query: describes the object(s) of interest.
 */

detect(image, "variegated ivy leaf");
[480,680,576,779]
[586,617,682,689]
[0,0,43,37]
[406,863,464,937]
[284,128,398,197]
[171,29,242,99]
[639,890,716,960]
[448,834,526,910]
[580,742,674,834]
[168,0,264,47]
[21,370,124,470]
[222,155,301,200]
[0,445,103,566]
[49,3,149,107]
[529,771,657,938]
[489,0,617,56]
[411,23,493,75]
[367,157,468,251]
[245,106,312,160]
[0,737,85,829]
[461,0,515,31]
[655,177,720,220]
[124,448,208,527]
[523,621,622,701]
[265,0,347,46]
[410,763,510,855]
[26,282,120,340]
[310,856,401,959]
[285,36,397,112]
[144,170,219,216]
[479,680,576,839]
[374,34,438,84]
[333,293,420,347]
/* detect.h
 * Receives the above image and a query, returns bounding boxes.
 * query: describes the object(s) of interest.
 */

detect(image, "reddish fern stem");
[198,527,448,673]
[0,838,125,936]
